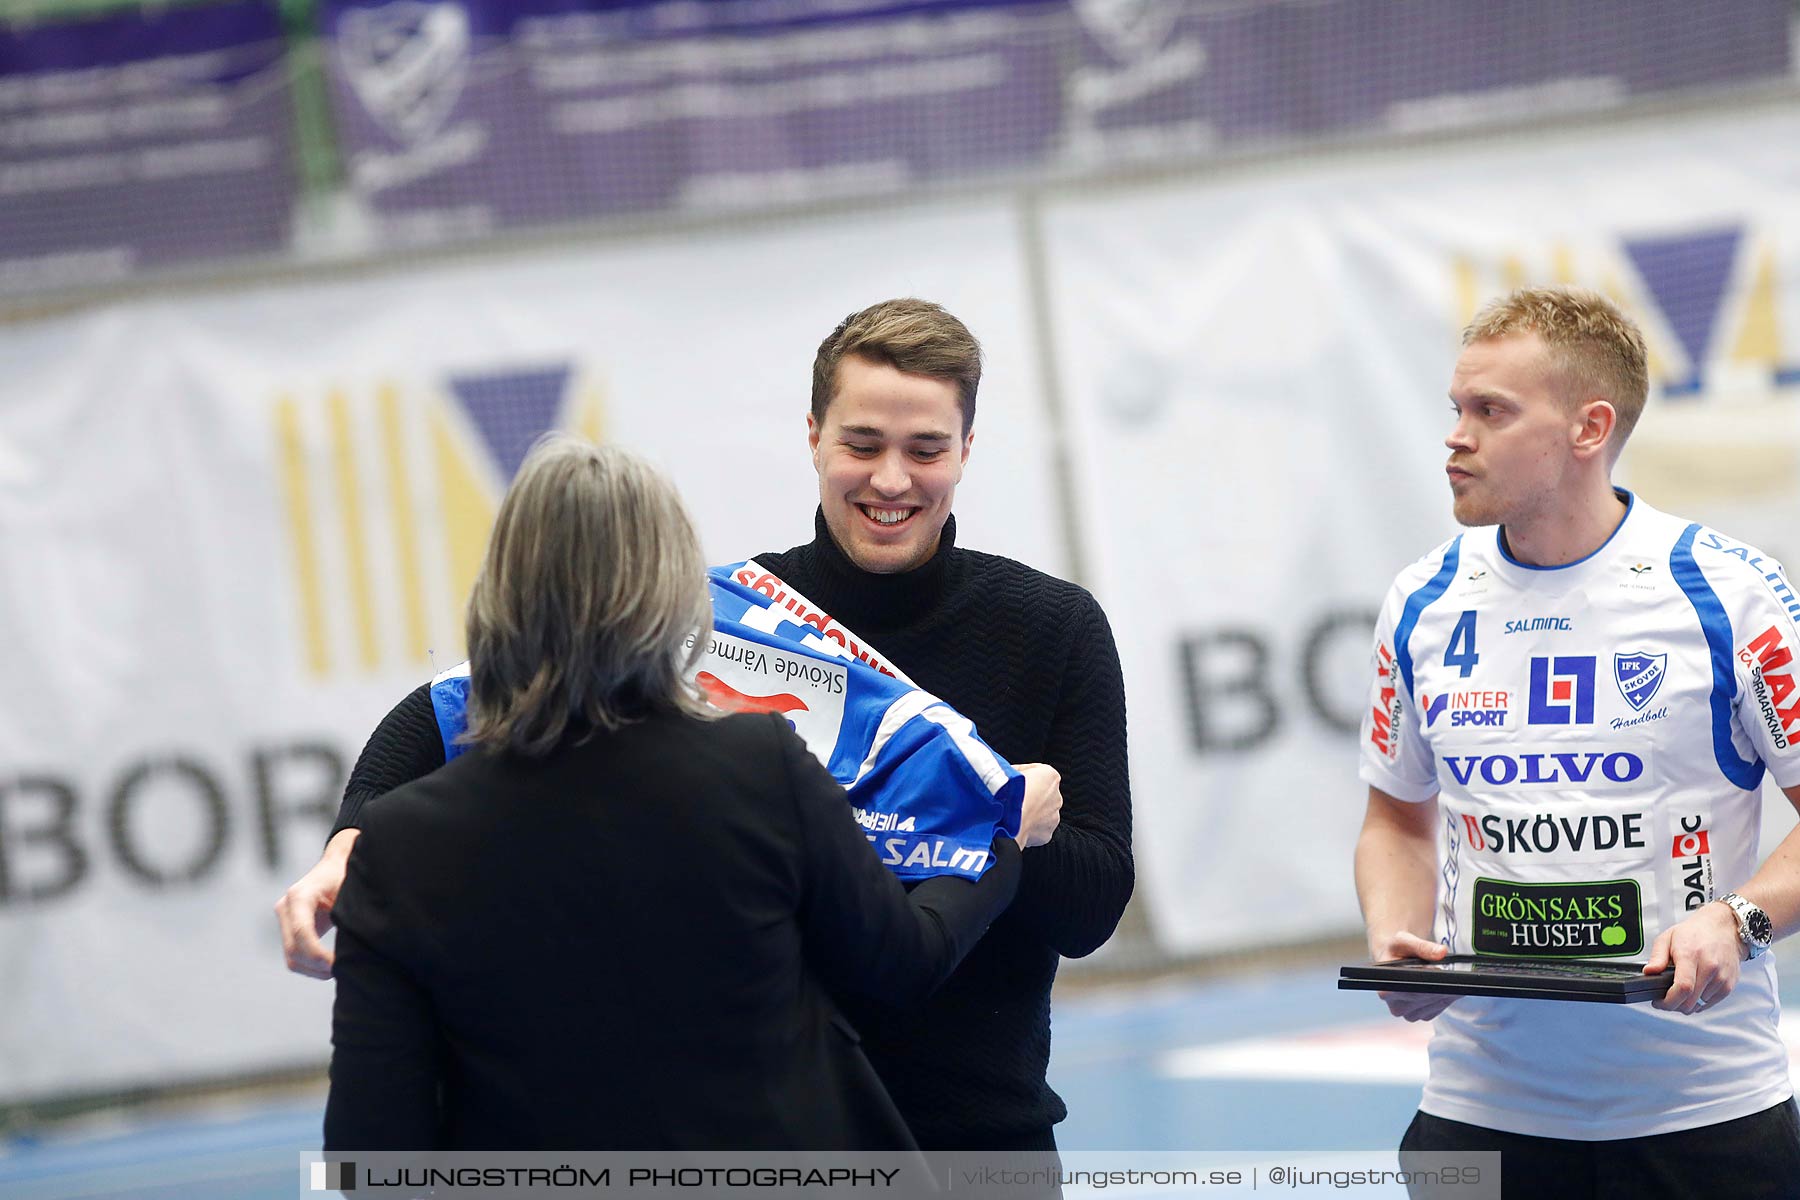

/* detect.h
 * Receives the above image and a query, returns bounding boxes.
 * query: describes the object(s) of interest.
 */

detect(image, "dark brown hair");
[810,298,983,435]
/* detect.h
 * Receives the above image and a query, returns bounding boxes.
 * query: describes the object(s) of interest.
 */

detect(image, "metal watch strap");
[1721,892,1772,959]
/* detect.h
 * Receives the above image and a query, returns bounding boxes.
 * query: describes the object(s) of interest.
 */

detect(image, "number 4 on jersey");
[1444,610,1479,679]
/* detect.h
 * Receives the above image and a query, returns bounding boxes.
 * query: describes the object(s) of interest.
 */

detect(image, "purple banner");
[0,0,1787,284]
[321,0,1064,241]
[0,2,296,292]
[1069,0,1793,158]
[325,0,1792,247]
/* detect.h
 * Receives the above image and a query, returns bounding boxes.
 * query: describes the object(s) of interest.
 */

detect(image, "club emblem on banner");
[1614,650,1667,711]
[338,1,471,146]
[1074,0,1182,61]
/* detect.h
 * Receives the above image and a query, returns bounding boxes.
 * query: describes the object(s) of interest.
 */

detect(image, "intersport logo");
[1421,688,1509,729]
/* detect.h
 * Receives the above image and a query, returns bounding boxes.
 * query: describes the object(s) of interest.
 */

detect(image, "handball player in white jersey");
[1356,287,1800,1197]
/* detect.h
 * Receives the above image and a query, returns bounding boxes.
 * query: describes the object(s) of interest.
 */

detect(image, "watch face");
[1748,910,1774,944]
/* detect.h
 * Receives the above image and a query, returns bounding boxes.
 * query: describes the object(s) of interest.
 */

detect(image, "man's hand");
[1647,901,1742,1015]
[1356,788,1451,1021]
[1369,930,1457,1023]
[1013,763,1063,849]
[276,829,359,979]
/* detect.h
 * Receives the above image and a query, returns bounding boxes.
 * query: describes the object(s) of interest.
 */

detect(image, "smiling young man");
[1356,287,1800,1196]
[725,299,1135,1150]
[809,344,967,575]
[277,298,1134,1151]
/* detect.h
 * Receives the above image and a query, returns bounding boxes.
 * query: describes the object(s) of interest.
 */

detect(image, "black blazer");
[324,709,1021,1151]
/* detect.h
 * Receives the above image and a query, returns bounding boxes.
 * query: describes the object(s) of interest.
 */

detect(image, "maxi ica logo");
[274,365,606,678]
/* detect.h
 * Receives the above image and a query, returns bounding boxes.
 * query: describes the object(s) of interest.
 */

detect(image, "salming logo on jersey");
[1504,617,1572,634]
[1700,531,1800,627]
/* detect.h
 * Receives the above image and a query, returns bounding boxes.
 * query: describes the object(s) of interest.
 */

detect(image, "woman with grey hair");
[323,434,1058,1151]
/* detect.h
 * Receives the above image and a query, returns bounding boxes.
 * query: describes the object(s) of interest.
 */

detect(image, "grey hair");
[463,434,714,756]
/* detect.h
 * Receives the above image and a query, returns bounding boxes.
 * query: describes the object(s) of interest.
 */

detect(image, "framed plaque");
[1338,956,1674,1004]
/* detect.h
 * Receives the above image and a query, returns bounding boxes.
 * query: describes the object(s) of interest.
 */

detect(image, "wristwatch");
[1720,892,1773,959]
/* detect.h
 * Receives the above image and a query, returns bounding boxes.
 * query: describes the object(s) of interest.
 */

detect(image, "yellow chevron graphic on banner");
[1732,246,1782,366]
[1550,245,1576,286]
[578,385,606,445]
[276,395,330,679]
[1451,258,1480,329]
[1500,254,1527,292]
[378,381,430,663]
[429,401,500,653]
[328,388,380,672]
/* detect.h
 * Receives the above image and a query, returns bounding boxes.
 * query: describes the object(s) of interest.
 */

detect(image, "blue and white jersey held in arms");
[1359,491,1800,1140]
[430,560,1023,882]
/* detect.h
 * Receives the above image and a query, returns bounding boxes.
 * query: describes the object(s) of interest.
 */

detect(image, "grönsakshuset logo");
[1471,877,1642,957]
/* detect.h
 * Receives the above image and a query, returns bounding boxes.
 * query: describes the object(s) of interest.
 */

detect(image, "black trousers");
[1399,1098,1800,1200]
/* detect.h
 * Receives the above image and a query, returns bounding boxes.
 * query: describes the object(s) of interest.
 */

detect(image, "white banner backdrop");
[1043,103,1800,955]
[0,201,1065,1101]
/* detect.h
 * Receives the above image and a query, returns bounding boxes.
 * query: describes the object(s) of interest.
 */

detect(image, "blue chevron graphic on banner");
[446,366,571,481]
[1622,227,1742,396]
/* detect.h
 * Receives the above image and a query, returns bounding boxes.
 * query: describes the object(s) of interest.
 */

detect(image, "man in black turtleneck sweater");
[278,298,1133,1150]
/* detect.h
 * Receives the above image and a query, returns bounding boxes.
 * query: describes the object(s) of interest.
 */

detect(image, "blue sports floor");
[6,961,1797,1198]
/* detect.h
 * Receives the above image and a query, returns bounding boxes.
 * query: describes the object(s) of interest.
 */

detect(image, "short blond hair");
[1463,286,1650,450]
[463,435,712,756]
[812,298,982,436]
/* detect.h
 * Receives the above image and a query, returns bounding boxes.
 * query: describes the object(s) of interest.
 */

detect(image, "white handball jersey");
[1360,490,1800,1139]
